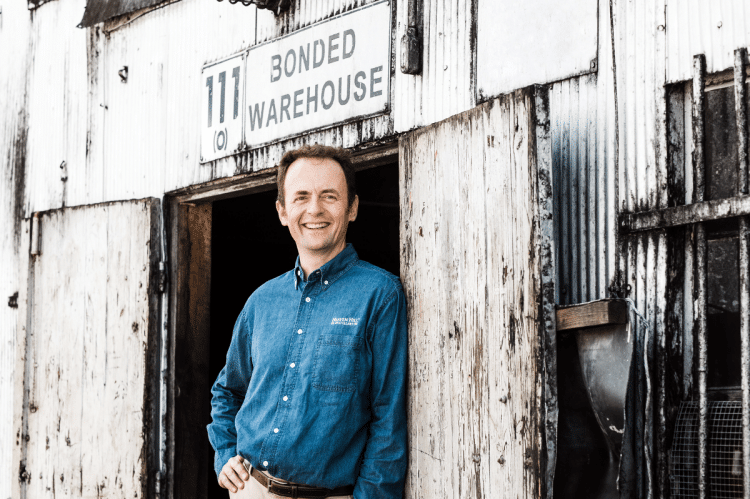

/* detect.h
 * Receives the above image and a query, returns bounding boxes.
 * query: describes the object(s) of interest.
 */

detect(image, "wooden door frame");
[163,144,398,499]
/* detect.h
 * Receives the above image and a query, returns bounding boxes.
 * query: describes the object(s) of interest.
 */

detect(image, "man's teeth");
[304,223,328,229]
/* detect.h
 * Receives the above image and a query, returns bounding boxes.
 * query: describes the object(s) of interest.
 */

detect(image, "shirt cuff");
[214,447,238,479]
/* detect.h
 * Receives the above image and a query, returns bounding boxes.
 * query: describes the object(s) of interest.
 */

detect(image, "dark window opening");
[706,232,742,392]
[205,162,400,498]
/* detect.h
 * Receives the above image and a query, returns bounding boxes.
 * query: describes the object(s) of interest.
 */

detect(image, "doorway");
[197,161,400,498]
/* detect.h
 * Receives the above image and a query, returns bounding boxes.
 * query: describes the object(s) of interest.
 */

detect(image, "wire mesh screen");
[670,401,744,498]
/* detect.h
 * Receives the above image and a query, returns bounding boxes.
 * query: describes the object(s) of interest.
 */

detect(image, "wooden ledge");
[556,300,629,332]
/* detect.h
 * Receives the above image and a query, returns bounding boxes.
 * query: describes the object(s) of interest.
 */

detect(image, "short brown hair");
[276,145,357,207]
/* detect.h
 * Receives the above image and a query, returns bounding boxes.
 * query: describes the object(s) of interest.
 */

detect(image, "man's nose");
[306,195,323,214]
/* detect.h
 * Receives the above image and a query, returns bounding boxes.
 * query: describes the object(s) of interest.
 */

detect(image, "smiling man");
[207,145,408,499]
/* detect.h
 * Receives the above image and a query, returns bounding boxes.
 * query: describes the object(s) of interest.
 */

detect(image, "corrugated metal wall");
[18,0,480,216]
[552,0,682,312]
[666,0,750,83]
[392,0,474,132]
[552,0,618,306]
[0,0,31,494]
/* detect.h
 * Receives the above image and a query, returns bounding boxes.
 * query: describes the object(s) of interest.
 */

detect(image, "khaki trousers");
[228,463,354,499]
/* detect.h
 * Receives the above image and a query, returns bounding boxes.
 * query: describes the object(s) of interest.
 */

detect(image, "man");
[207,145,408,499]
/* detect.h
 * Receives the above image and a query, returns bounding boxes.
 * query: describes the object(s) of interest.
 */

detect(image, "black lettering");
[284,50,296,78]
[266,99,278,127]
[293,89,304,118]
[343,29,355,59]
[322,81,335,110]
[338,75,351,105]
[280,94,291,122]
[328,33,340,64]
[370,66,383,97]
[271,55,282,82]
[307,85,319,114]
[313,40,325,69]
[354,71,366,101]
[249,102,265,130]
[299,43,310,73]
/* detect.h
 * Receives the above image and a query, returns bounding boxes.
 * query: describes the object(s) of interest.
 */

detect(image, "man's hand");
[218,455,250,492]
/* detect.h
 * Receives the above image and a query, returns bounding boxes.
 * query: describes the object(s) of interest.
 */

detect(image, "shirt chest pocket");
[312,334,362,393]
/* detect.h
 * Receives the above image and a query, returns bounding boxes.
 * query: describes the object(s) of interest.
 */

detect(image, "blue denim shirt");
[207,244,408,498]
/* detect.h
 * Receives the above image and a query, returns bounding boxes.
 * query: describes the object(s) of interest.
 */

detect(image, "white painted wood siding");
[400,89,552,499]
[12,199,160,499]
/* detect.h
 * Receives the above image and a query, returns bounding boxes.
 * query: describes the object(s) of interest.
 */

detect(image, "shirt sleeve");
[206,301,254,479]
[354,284,409,499]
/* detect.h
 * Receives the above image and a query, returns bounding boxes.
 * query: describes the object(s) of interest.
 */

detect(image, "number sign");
[199,1,390,162]
[201,53,245,162]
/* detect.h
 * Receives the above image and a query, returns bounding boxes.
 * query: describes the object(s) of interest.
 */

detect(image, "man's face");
[276,156,358,260]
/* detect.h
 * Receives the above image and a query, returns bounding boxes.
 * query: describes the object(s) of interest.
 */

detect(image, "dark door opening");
[205,162,400,498]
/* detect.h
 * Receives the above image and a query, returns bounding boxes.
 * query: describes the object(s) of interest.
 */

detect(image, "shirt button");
[283,396,288,401]
[305,297,311,302]
[290,363,296,368]
[324,280,328,285]
[297,329,303,334]
[274,428,279,433]
[263,461,268,467]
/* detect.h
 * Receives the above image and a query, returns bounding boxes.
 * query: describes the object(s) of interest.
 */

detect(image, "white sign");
[201,53,246,163]
[243,1,390,148]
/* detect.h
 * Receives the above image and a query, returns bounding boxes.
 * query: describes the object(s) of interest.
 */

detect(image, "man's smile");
[302,222,330,229]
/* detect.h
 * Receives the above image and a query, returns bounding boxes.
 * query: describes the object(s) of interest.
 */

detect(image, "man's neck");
[298,243,347,278]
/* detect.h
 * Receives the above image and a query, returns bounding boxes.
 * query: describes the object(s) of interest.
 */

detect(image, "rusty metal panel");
[393,0,474,132]
[666,0,750,84]
[79,0,166,27]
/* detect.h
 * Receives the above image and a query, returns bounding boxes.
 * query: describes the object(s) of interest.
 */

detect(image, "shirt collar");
[293,243,359,290]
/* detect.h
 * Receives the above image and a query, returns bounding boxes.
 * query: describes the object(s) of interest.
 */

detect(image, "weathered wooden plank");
[621,194,750,232]
[13,200,158,499]
[401,88,547,499]
[555,300,630,331]
[12,219,31,499]
[173,203,213,499]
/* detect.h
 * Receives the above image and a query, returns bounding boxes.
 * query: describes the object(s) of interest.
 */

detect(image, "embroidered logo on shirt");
[331,317,360,326]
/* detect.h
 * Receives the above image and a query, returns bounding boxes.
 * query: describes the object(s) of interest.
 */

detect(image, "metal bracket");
[400,0,422,74]
[30,214,40,257]
[157,262,168,294]
[401,27,422,74]
[608,269,631,298]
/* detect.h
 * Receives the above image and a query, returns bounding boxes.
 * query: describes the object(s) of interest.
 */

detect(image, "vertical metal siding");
[0,0,32,494]
[106,0,258,197]
[23,0,89,215]
[553,0,671,309]
[259,0,376,40]
[393,0,474,132]
[666,0,750,84]
[552,0,618,305]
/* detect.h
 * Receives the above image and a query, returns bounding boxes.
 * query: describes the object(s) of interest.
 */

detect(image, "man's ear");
[276,200,289,226]
[348,195,359,222]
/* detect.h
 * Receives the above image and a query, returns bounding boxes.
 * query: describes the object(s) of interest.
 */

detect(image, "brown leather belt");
[249,466,354,498]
